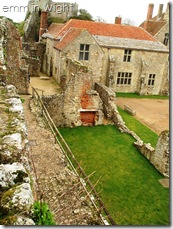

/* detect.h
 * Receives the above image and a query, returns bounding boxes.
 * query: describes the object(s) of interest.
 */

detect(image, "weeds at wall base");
[31,200,56,225]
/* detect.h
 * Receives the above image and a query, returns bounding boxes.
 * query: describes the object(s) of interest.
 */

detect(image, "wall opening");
[80,111,96,126]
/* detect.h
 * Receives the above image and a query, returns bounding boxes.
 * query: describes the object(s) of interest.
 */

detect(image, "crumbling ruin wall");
[0,18,28,94]
[152,130,169,176]
[134,130,169,177]
[43,59,104,127]
[95,82,129,133]
[23,8,41,42]
[95,82,169,177]
[22,42,46,76]
[0,84,35,225]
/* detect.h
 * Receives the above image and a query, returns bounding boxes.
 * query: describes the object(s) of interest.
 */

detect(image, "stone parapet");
[0,84,35,225]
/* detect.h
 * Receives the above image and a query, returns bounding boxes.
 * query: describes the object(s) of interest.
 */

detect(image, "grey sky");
[0,0,169,25]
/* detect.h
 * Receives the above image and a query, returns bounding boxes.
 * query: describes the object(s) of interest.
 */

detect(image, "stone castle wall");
[22,42,46,76]
[24,0,78,42]
[0,18,28,94]
[50,2,78,21]
[0,84,35,225]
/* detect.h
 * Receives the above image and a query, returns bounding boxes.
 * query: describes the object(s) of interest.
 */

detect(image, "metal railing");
[31,87,116,225]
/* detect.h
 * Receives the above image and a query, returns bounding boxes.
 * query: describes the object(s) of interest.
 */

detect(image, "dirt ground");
[115,97,169,135]
[22,78,103,225]
[29,74,61,96]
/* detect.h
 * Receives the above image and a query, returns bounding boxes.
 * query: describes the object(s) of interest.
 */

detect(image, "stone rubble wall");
[153,130,169,176]
[0,18,28,94]
[22,42,46,77]
[134,130,169,177]
[43,59,104,127]
[95,82,169,177]
[23,9,40,42]
[0,84,35,225]
[95,82,129,133]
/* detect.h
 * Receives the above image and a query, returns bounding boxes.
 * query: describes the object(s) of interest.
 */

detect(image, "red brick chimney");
[115,16,122,24]
[146,3,154,20]
[144,3,154,30]
[39,11,48,40]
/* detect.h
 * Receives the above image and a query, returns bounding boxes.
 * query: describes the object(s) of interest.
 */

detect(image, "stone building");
[41,17,169,95]
[140,3,169,49]
[24,0,78,42]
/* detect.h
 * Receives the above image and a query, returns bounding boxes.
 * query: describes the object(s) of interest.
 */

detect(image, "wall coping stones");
[0,84,35,225]
[0,163,28,188]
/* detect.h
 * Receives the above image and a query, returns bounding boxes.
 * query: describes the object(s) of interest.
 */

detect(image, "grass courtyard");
[59,124,169,225]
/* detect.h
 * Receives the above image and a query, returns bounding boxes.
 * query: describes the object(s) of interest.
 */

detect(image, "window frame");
[79,44,90,61]
[123,49,132,62]
[148,74,156,86]
[163,33,169,46]
[117,72,132,85]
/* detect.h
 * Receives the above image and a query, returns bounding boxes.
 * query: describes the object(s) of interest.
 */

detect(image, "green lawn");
[117,106,159,147]
[116,92,169,99]
[59,125,169,225]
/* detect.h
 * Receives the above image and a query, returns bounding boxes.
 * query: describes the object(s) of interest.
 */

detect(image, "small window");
[123,49,132,62]
[148,74,156,86]
[163,33,169,46]
[117,72,132,85]
[79,44,90,61]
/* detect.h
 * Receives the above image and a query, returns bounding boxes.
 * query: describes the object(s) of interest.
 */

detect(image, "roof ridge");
[59,26,84,41]
[54,26,87,51]
[139,26,158,42]
[68,18,141,29]
[54,18,157,42]
[55,20,72,39]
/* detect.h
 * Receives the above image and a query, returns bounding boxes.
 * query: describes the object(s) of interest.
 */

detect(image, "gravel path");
[115,98,169,135]
[22,93,102,225]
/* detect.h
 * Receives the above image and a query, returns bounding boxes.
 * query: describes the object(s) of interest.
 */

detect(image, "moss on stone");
[1,187,16,210]
[0,214,17,225]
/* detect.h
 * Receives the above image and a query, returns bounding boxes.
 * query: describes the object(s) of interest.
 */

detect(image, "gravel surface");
[115,97,169,135]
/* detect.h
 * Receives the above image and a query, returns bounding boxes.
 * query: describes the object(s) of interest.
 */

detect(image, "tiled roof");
[42,23,64,39]
[54,28,84,50]
[94,35,168,52]
[55,19,157,41]
[140,21,167,36]
[152,12,166,21]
